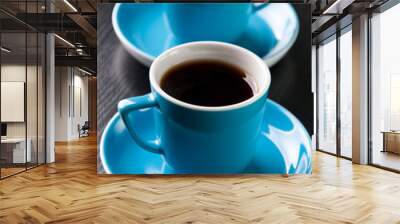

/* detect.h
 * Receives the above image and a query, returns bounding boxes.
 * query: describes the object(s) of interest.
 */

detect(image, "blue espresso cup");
[118,41,271,173]
[165,3,268,43]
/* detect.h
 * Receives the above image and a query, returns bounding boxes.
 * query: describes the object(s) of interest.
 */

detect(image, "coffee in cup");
[160,59,256,107]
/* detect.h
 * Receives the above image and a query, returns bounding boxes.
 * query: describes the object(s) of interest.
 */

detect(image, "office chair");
[78,121,90,138]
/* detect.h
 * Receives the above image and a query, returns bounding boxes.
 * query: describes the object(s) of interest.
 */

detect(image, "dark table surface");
[97,3,313,173]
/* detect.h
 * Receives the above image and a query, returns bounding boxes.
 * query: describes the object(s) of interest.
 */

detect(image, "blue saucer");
[100,100,312,174]
[112,3,299,67]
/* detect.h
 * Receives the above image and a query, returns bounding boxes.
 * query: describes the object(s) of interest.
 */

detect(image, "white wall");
[55,66,69,141]
[72,73,89,138]
[54,67,89,141]
[1,65,26,140]
[1,82,25,122]
[1,63,46,163]
[1,65,39,138]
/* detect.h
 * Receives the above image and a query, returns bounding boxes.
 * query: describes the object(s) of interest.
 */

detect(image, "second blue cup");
[165,3,268,43]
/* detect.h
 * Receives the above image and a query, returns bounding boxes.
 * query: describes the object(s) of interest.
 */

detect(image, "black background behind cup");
[97,4,312,173]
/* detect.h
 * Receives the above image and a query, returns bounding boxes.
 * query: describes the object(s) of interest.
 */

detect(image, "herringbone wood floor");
[1,136,400,224]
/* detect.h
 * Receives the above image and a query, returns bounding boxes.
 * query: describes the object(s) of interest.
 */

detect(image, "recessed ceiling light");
[1,47,11,53]
[63,0,78,12]
[78,67,93,76]
[54,34,75,48]
[322,0,353,15]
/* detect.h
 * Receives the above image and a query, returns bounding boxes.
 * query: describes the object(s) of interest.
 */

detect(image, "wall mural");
[97,3,313,175]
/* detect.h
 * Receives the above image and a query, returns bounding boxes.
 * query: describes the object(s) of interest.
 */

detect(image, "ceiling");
[1,32,45,64]
[310,0,392,43]
[1,0,97,73]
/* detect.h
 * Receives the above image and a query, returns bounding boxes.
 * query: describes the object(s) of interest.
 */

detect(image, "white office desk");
[1,138,31,163]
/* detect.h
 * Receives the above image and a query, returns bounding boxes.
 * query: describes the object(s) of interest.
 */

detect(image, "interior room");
[0,20,46,178]
[1,0,400,223]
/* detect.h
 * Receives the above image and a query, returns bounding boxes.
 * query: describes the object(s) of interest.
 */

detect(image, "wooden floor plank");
[1,135,400,223]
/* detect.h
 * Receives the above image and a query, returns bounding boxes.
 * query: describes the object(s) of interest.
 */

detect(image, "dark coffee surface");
[160,60,254,107]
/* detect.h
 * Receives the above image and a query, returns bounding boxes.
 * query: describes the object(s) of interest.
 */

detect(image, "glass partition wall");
[370,3,400,171]
[0,30,27,177]
[316,27,353,159]
[316,0,400,172]
[0,3,46,179]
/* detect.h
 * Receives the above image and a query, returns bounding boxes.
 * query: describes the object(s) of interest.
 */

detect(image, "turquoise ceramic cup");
[165,3,268,43]
[118,41,271,173]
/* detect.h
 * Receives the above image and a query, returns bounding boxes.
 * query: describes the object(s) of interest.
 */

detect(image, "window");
[339,29,352,158]
[318,37,337,154]
[370,3,400,171]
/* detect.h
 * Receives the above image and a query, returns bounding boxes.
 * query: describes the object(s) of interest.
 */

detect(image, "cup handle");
[252,2,269,12]
[118,93,164,155]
